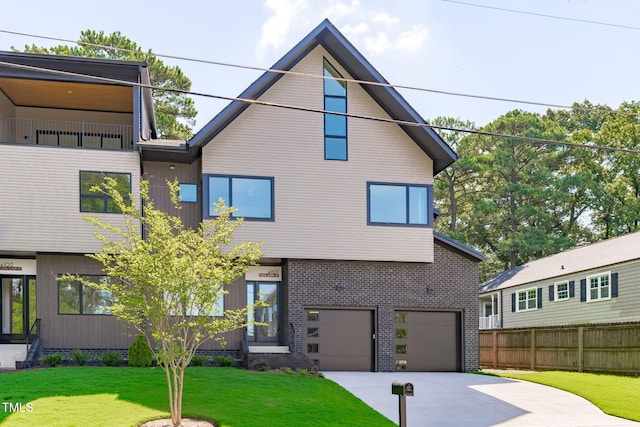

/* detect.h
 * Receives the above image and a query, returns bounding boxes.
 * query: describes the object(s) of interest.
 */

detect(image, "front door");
[0,276,36,342]
[246,281,280,343]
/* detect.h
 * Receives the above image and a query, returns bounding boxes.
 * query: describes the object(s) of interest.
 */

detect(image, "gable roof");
[480,231,640,293]
[186,19,457,173]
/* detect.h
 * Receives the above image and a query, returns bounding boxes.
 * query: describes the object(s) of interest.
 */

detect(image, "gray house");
[479,231,640,329]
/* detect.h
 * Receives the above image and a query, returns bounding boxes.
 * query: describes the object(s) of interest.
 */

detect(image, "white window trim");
[554,280,569,302]
[516,287,538,312]
[586,271,611,302]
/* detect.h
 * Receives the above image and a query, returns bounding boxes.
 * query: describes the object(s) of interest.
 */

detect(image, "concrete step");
[0,344,28,371]
[248,345,290,354]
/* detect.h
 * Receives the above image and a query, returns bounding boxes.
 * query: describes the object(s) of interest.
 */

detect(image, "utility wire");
[1,60,637,155]
[441,0,640,31]
[0,28,634,119]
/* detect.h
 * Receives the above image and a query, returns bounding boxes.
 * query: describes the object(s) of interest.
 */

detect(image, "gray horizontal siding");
[501,260,640,328]
[0,144,140,254]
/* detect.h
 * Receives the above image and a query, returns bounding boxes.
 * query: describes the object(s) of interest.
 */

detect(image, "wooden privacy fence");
[480,322,640,375]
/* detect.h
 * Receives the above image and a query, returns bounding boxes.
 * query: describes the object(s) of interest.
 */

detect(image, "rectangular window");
[368,182,431,226]
[555,281,569,301]
[587,272,610,302]
[58,275,114,315]
[179,183,198,203]
[324,58,347,161]
[516,287,538,312]
[80,171,131,213]
[204,175,274,220]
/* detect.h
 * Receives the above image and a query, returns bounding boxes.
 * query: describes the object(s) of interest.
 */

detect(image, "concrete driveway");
[323,372,639,427]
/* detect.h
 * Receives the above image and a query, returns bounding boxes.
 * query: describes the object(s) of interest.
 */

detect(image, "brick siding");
[286,243,480,372]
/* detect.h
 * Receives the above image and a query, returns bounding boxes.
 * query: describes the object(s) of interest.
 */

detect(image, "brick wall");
[286,243,480,372]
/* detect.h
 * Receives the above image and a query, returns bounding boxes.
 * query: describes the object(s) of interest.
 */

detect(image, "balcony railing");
[0,117,134,150]
[479,315,500,330]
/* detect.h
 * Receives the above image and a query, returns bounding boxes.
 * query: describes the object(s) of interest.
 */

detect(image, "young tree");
[63,178,265,427]
[17,30,197,140]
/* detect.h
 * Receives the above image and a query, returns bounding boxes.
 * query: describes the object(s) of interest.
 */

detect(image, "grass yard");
[495,371,640,422]
[0,367,394,427]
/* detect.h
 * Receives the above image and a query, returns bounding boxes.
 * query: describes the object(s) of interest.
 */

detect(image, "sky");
[0,0,638,132]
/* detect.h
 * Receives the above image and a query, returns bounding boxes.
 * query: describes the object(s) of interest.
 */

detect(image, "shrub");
[128,335,153,367]
[40,353,63,367]
[71,349,90,366]
[190,355,209,367]
[251,360,270,371]
[98,350,122,367]
[214,355,236,367]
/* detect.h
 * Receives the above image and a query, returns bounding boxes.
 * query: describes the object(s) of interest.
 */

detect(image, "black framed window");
[324,58,347,161]
[367,182,431,226]
[80,171,131,213]
[203,174,274,220]
[58,275,114,315]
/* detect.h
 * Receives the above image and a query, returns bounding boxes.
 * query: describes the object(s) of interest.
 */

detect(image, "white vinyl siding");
[201,46,434,262]
[0,144,140,254]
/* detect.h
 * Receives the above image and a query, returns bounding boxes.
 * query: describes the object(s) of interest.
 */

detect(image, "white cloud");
[256,0,309,59]
[342,22,369,39]
[323,0,362,20]
[372,11,399,28]
[395,24,429,53]
[364,32,393,55]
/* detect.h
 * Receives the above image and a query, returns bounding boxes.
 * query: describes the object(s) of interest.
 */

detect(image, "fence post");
[492,330,498,367]
[578,326,584,372]
[530,329,536,371]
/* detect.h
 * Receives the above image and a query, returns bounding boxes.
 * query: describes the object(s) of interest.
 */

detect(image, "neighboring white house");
[479,231,640,329]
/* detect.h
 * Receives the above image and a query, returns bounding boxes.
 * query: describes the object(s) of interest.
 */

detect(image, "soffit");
[0,77,132,113]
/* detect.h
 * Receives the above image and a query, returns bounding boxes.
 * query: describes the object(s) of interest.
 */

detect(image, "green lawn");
[0,367,394,427]
[495,371,640,422]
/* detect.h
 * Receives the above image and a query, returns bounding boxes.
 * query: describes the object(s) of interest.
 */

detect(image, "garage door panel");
[394,311,460,372]
[304,309,373,371]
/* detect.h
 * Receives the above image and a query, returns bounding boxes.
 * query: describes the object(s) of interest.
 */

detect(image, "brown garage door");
[393,310,461,372]
[303,309,374,371]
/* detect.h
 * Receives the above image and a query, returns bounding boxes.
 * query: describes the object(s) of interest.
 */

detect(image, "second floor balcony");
[0,117,134,150]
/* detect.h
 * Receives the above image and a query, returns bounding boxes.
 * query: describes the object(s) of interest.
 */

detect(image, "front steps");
[248,345,290,354]
[0,344,27,370]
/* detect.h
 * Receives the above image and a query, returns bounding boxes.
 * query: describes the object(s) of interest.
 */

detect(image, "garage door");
[303,309,374,371]
[393,310,461,372]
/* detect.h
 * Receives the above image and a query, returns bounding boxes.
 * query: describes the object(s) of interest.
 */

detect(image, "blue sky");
[1,0,638,132]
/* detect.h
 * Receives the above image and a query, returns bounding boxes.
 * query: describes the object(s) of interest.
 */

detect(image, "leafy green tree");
[63,178,265,427]
[592,101,640,237]
[466,110,573,271]
[432,117,481,243]
[17,30,197,140]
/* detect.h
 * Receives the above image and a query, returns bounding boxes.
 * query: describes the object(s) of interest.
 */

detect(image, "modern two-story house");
[1,19,483,372]
[479,231,640,329]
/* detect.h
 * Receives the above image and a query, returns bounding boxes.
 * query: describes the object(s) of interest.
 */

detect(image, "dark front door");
[246,281,280,343]
[0,276,36,342]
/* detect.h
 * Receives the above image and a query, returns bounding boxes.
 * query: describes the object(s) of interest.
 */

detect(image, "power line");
[441,0,640,31]
[1,59,637,155]
[0,28,634,119]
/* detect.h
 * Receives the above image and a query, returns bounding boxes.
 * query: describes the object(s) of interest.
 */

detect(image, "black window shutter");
[612,272,619,297]
[549,285,554,301]
[569,281,575,298]
[511,293,516,312]
[580,279,587,302]
[537,288,542,308]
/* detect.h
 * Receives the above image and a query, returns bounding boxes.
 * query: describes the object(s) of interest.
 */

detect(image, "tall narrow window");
[324,58,347,160]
